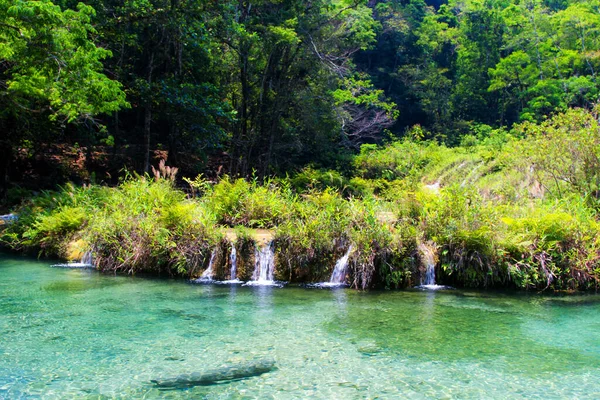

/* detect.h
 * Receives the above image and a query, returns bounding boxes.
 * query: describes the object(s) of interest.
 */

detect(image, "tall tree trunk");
[229,0,252,177]
[168,125,179,167]
[231,45,250,177]
[144,52,155,174]
[0,115,16,201]
[0,145,11,201]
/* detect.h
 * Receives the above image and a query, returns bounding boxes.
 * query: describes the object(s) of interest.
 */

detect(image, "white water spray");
[245,242,277,286]
[330,246,353,285]
[199,249,217,281]
[220,245,243,284]
[51,250,94,269]
[229,245,237,280]
[417,241,447,290]
[80,251,93,266]
[308,246,353,288]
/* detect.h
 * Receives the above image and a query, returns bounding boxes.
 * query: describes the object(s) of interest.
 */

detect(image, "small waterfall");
[252,243,275,282]
[80,251,94,266]
[199,249,217,281]
[245,242,279,286]
[418,241,436,286]
[460,163,482,187]
[330,246,353,285]
[0,213,17,225]
[417,241,447,290]
[308,246,352,288]
[51,250,94,269]
[80,251,93,266]
[221,245,243,284]
[230,245,237,280]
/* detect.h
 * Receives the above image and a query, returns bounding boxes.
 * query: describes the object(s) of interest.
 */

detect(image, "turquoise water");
[1,255,600,399]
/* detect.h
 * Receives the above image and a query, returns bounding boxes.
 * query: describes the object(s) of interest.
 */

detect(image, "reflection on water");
[1,255,600,398]
[332,288,347,315]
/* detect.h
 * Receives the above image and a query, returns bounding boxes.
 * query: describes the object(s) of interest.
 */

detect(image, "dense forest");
[2,0,600,290]
[2,0,599,191]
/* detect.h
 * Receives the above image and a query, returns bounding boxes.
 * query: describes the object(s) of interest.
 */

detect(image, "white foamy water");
[329,246,352,285]
[51,251,94,269]
[195,249,217,282]
[415,242,451,290]
[245,243,281,286]
[229,245,237,280]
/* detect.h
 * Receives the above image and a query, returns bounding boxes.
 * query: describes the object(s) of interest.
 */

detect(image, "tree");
[0,0,127,194]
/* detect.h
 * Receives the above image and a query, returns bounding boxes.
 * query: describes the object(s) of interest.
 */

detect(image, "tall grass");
[2,108,600,290]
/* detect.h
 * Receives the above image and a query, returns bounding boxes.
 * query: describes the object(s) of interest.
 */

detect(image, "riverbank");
[1,175,598,291]
[2,109,600,290]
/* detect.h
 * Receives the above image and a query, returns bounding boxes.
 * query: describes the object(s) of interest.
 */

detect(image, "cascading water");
[221,245,243,284]
[417,241,447,290]
[80,251,93,266]
[308,246,353,288]
[51,250,94,269]
[197,249,217,282]
[329,246,353,285]
[229,245,237,280]
[460,164,482,188]
[244,242,279,286]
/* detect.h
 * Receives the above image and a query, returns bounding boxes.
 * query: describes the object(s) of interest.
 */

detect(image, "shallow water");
[1,255,600,399]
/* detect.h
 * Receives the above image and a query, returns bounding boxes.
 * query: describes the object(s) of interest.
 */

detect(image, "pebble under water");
[1,254,600,399]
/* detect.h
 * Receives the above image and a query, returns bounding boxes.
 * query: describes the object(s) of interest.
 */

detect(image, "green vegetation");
[3,107,600,291]
[1,0,600,291]
[3,0,600,193]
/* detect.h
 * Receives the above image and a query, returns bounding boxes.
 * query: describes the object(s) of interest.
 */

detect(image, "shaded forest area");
[1,0,600,202]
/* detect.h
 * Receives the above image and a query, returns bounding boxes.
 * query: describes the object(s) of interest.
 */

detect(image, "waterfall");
[252,242,275,282]
[230,245,237,280]
[418,241,436,286]
[0,214,17,225]
[51,250,94,269]
[80,251,93,266]
[244,242,278,286]
[330,246,352,285]
[220,245,243,284]
[307,246,352,288]
[417,241,447,290]
[199,249,217,281]
[460,163,482,187]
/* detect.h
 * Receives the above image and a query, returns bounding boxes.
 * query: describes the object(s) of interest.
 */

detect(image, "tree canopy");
[1,0,599,191]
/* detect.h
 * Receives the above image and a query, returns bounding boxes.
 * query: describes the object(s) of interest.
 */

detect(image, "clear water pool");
[1,255,599,399]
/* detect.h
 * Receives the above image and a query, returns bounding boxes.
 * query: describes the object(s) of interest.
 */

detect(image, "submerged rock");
[151,359,276,388]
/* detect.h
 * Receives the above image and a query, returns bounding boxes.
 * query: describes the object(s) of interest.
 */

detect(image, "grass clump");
[202,176,292,228]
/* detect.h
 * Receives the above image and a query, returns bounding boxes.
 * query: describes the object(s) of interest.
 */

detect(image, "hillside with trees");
[3,0,599,191]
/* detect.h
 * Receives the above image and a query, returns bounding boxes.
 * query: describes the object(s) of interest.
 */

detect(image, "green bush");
[203,176,292,228]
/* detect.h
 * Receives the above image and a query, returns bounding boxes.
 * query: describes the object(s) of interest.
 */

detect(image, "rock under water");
[151,359,276,388]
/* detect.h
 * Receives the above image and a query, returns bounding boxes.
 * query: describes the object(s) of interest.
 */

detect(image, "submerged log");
[151,359,276,388]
